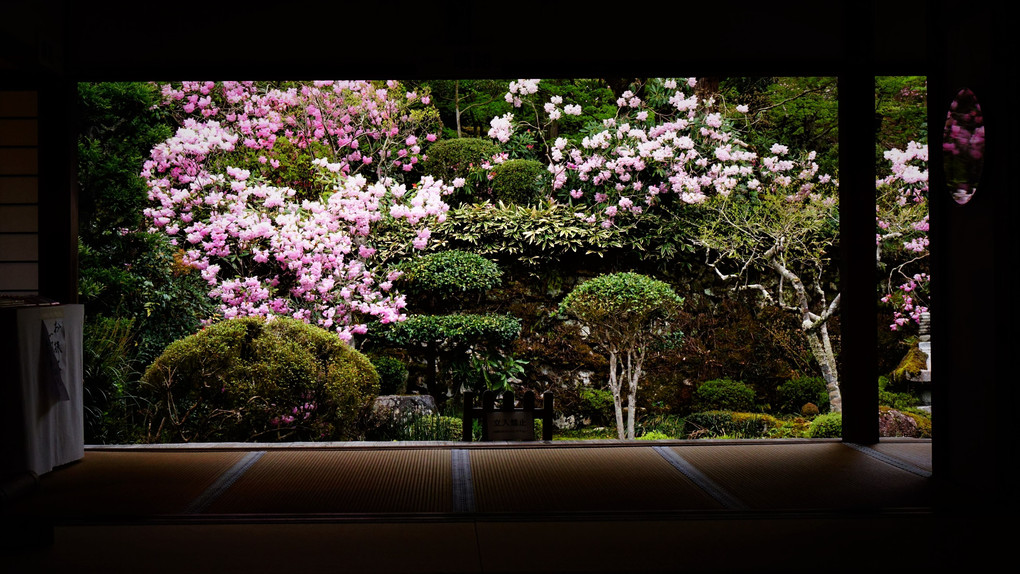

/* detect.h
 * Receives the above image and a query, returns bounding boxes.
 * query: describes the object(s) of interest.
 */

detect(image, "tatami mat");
[2,440,947,572]
[867,440,934,472]
[670,442,933,510]
[202,449,453,515]
[10,450,247,517]
[7,440,933,521]
[469,446,723,513]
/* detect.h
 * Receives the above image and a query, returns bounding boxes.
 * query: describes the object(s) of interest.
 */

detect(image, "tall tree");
[559,272,682,439]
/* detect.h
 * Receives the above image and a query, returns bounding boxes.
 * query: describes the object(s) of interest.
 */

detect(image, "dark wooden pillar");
[839,1,879,444]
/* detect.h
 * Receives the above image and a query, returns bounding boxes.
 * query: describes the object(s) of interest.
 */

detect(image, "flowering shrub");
[141,81,454,341]
[488,78,836,229]
[876,141,929,330]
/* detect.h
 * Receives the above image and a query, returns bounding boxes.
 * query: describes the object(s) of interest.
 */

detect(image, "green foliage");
[682,411,778,439]
[453,352,528,393]
[558,272,683,336]
[431,201,627,266]
[394,250,502,306]
[140,316,379,443]
[636,414,686,439]
[578,385,615,425]
[79,232,216,367]
[693,378,756,412]
[776,376,830,415]
[878,376,922,410]
[82,315,142,443]
[808,412,843,438]
[77,81,173,236]
[383,314,521,349]
[637,430,672,440]
[419,137,500,204]
[370,355,409,395]
[403,415,463,441]
[752,77,840,175]
[875,76,928,162]
[489,159,548,205]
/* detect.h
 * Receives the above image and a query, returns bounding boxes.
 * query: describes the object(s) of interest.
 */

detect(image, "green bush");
[402,415,463,441]
[776,375,829,414]
[694,378,756,412]
[82,315,138,444]
[141,316,379,443]
[637,414,686,438]
[578,385,615,426]
[420,138,499,184]
[637,430,672,440]
[682,411,777,439]
[490,159,548,205]
[808,412,843,438]
[384,314,521,349]
[393,250,503,308]
[878,375,922,410]
[370,356,408,395]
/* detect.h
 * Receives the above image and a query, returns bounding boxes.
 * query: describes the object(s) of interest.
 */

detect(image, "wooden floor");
[1,438,1004,573]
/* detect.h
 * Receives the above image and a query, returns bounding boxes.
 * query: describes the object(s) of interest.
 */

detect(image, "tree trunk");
[454,80,462,138]
[608,352,625,440]
[804,325,841,412]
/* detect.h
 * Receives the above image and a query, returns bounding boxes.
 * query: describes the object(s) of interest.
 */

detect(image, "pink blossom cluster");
[270,400,317,427]
[142,81,452,342]
[875,142,930,330]
[500,78,837,228]
[153,80,438,181]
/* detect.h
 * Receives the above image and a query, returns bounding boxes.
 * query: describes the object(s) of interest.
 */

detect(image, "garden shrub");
[82,315,138,444]
[392,250,503,309]
[637,430,672,440]
[681,411,779,439]
[776,375,829,414]
[808,412,843,438]
[578,385,615,426]
[878,375,921,410]
[637,414,686,438]
[694,378,756,412]
[419,137,500,204]
[370,355,409,395]
[801,402,820,417]
[383,314,521,350]
[141,316,379,443]
[402,415,463,441]
[490,159,548,205]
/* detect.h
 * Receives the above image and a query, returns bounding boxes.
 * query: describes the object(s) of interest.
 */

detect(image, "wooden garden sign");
[462,390,554,441]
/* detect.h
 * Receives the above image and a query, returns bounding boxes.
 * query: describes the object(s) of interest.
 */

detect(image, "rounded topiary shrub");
[776,376,830,414]
[808,412,843,438]
[393,250,502,310]
[490,159,547,205]
[694,378,756,412]
[141,316,379,443]
[419,137,499,205]
[420,137,499,183]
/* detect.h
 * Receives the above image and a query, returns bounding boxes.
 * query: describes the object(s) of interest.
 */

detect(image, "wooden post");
[542,391,554,441]
[462,391,474,442]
